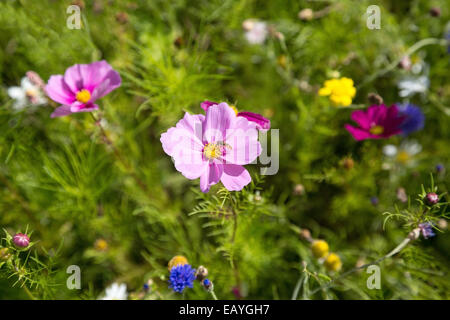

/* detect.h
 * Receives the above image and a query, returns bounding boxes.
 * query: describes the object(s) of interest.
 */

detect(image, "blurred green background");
[0,0,449,299]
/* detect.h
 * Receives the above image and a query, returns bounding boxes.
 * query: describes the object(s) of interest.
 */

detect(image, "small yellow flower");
[311,240,329,258]
[324,253,342,271]
[94,239,108,251]
[318,77,356,107]
[168,255,188,271]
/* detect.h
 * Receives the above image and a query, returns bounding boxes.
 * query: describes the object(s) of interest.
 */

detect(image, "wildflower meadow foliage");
[0,0,449,301]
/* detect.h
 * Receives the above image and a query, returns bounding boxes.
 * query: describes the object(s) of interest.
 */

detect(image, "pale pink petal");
[220,165,251,191]
[203,103,236,143]
[50,105,73,118]
[199,163,223,193]
[45,75,75,105]
[225,117,261,165]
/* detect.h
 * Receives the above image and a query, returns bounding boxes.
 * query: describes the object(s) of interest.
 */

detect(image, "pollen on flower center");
[396,150,410,163]
[203,143,222,160]
[76,89,91,103]
[230,105,238,115]
[369,125,384,135]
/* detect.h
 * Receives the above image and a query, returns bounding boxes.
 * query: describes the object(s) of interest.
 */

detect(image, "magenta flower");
[161,103,261,192]
[45,60,121,118]
[345,104,405,141]
[13,233,30,248]
[201,100,270,130]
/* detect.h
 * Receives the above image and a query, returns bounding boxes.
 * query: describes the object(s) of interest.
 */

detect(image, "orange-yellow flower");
[168,255,188,271]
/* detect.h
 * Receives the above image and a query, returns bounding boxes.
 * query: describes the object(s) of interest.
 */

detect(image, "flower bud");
[168,255,188,271]
[311,240,329,258]
[13,233,30,248]
[293,184,305,196]
[324,253,342,271]
[368,93,384,105]
[195,265,208,281]
[341,157,354,170]
[0,247,12,261]
[298,8,314,21]
[202,278,213,291]
[425,192,439,205]
[299,228,311,241]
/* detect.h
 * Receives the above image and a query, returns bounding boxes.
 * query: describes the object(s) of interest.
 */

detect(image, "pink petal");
[203,103,236,143]
[200,100,218,111]
[345,124,374,141]
[45,75,75,105]
[237,111,271,130]
[220,165,251,191]
[350,110,370,130]
[225,117,261,165]
[50,105,73,118]
[90,70,121,100]
[199,163,223,193]
[63,64,85,93]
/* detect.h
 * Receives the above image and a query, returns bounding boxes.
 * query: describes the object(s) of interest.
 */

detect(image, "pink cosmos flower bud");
[13,233,30,248]
[425,193,439,205]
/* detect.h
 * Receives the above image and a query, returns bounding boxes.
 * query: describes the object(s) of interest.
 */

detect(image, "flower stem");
[90,113,151,196]
[210,289,218,300]
[23,285,36,300]
[306,231,415,297]
[358,38,447,89]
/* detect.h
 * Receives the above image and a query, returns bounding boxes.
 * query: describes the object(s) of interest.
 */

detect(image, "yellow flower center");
[25,89,37,98]
[369,125,384,135]
[76,89,91,103]
[203,143,223,160]
[324,253,342,271]
[230,105,238,115]
[396,150,410,164]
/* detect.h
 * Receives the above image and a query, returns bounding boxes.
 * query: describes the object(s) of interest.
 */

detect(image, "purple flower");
[13,233,30,248]
[345,104,406,141]
[45,60,121,118]
[161,103,261,193]
[397,103,425,136]
[169,264,196,293]
[201,100,270,130]
[418,223,435,239]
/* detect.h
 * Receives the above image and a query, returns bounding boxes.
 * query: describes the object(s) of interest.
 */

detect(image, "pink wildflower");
[201,100,270,130]
[13,233,30,248]
[161,103,261,192]
[45,60,121,118]
[345,104,405,141]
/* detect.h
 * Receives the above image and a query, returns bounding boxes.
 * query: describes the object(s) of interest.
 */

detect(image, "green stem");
[23,285,36,300]
[358,38,447,89]
[210,289,218,300]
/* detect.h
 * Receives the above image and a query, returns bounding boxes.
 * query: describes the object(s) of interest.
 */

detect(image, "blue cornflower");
[169,264,196,293]
[418,223,435,239]
[397,103,425,136]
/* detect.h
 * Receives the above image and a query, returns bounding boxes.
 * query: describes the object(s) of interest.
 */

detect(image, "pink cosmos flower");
[45,60,121,118]
[345,104,405,141]
[161,103,262,193]
[13,233,30,248]
[201,100,270,130]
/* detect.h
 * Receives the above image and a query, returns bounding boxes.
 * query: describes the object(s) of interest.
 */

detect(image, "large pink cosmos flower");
[201,100,270,130]
[345,104,405,141]
[45,60,121,118]
[161,103,262,192]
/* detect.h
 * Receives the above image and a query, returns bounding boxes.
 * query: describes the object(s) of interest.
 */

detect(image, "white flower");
[383,141,422,166]
[100,282,128,300]
[7,76,47,110]
[397,76,429,98]
[244,21,268,45]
